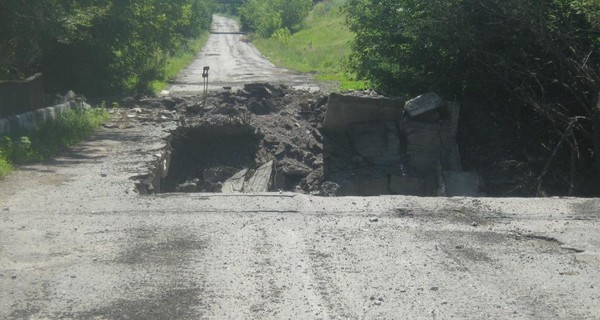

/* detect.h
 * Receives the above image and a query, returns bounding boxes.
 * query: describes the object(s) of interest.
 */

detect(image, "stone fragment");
[320,181,340,197]
[222,169,248,193]
[176,182,198,193]
[323,92,404,134]
[349,121,403,167]
[404,92,443,119]
[244,161,274,193]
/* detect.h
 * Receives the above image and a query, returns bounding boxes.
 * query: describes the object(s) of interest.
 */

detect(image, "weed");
[0,108,109,178]
[30,108,109,158]
[0,151,12,179]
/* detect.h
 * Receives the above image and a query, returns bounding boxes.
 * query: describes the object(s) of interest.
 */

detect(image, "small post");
[202,66,210,101]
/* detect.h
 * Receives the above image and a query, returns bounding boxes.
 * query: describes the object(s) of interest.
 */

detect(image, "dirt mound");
[119,84,329,194]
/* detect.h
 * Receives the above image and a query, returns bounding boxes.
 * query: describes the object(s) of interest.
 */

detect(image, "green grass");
[0,108,109,179]
[150,32,210,93]
[252,0,370,91]
[0,156,11,179]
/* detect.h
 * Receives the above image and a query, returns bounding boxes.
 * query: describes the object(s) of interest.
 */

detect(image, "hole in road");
[161,122,261,193]
[132,85,598,197]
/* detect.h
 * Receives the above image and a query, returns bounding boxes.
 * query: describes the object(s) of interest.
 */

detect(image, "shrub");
[0,0,215,95]
[240,0,312,37]
[344,0,600,193]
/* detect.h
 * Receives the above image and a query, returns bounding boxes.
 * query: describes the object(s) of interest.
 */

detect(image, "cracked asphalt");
[1,15,600,320]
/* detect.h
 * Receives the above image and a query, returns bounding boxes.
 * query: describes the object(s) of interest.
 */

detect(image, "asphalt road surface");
[1,16,600,320]
[168,15,317,95]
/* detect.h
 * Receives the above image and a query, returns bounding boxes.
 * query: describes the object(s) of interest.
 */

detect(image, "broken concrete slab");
[175,181,198,193]
[404,92,443,120]
[323,92,404,135]
[349,121,404,167]
[244,161,274,193]
[405,121,457,172]
[222,169,248,193]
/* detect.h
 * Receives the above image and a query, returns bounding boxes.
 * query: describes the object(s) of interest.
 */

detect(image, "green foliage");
[271,28,292,44]
[0,136,36,164]
[240,0,312,37]
[0,108,109,169]
[31,108,109,158]
[0,155,10,179]
[215,3,242,16]
[150,32,211,93]
[344,0,600,104]
[0,0,215,95]
[253,0,369,90]
[345,0,600,192]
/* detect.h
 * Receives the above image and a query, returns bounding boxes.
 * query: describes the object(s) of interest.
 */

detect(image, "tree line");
[0,0,214,95]
[239,0,313,37]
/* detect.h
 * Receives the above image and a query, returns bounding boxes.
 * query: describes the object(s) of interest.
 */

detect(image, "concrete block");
[405,92,443,119]
[222,169,248,193]
[323,93,404,135]
[349,121,403,166]
[54,103,69,117]
[405,122,443,171]
[34,109,46,124]
[443,171,480,197]
[244,161,273,193]
[16,113,35,134]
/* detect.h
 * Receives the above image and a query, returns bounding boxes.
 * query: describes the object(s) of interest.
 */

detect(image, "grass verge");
[150,32,210,94]
[0,156,10,178]
[0,108,109,179]
[252,0,370,91]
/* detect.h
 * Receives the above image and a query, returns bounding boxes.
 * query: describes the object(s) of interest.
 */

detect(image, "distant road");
[168,15,316,94]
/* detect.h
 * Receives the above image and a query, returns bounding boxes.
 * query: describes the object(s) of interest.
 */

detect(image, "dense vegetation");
[344,0,600,195]
[0,0,214,96]
[239,0,313,37]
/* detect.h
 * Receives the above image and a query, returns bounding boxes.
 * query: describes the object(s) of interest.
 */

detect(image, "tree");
[344,0,600,193]
[240,0,312,37]
[0,0,215,95]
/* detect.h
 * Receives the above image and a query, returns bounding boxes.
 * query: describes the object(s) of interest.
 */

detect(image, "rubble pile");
[114,83,479,196]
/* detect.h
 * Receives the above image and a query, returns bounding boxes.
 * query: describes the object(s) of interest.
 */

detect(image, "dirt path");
[168,15,317,95]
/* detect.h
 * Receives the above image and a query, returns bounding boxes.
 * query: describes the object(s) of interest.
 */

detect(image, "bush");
[0,108,109,167]
[344,0,600,193]
[0,155,10,179]
[0,0,215,95]
[271,28,292,44]
[240,0,312,37]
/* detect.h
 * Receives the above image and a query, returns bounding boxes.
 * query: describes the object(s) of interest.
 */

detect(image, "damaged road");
[1,86,600,319]
[1,15,600,320]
